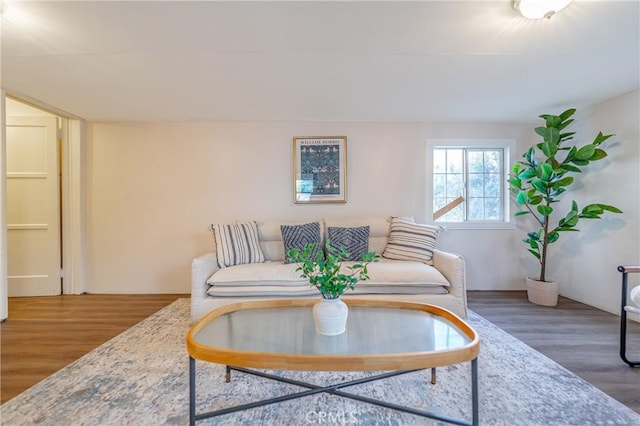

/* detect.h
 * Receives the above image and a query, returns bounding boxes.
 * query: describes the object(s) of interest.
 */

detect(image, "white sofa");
[191,217,467,322]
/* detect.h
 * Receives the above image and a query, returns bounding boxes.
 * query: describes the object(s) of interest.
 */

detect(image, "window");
[428,139,515,228]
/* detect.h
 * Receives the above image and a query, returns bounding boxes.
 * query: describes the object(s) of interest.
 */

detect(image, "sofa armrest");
[191,252,219,317]
[432,249,467,313]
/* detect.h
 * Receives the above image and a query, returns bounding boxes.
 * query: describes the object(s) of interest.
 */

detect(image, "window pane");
[434,197,448,212]
[468,198,484,220]
[447,149,463,173]
[485,197,501,220]
[468,151,484,173]
[433,149,446,173]
[434,174,446,198]
[446,174,463,197]
[468,173,484,197]
[485,173,501,197]
[484,150,501,173]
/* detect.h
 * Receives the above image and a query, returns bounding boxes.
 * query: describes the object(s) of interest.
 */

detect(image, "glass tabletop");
[192,305,472,356]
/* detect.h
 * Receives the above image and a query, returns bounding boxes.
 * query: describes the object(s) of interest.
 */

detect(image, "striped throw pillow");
[211,222,265,268]
[382,218,443,265]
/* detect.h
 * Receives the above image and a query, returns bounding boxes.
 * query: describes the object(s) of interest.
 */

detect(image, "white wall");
[85,93,639,315]
[85,121,534,294]
[552,90,640,313]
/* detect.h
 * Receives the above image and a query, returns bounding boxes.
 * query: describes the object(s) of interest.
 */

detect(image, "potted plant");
[287,242,379,335]
[508,108,622,306]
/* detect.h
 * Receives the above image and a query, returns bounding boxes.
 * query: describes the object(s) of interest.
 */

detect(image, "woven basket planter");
[526,278,559,307]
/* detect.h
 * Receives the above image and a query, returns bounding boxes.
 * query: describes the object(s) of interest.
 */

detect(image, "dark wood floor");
[467,291,640,414]
[1,292,639,414]
[0,294,184,404]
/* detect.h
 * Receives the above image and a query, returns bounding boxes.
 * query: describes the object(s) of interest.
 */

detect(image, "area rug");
[1,299,638,426]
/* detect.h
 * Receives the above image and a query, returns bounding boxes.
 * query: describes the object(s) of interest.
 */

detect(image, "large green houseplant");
[508,108,622,302]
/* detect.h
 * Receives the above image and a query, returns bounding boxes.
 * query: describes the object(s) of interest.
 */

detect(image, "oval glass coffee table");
[187,298,480,425]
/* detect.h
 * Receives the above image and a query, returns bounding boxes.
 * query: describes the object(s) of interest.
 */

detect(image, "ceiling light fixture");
[513,0,573,19]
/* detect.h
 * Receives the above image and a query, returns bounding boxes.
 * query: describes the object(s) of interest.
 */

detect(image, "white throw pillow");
[382,217,443,265]
[211,221,265,268]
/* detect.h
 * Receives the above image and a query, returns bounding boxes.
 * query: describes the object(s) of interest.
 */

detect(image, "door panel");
[6,116,60,296]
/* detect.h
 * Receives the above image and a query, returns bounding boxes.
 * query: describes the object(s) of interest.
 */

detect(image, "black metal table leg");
[471,358,479,426]
[189,356,196,426]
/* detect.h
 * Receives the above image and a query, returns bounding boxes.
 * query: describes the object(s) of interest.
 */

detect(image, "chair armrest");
[191,253,219,313]
[432,249,467,312]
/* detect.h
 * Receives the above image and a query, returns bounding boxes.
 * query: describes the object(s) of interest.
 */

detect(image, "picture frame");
[293,136,347,204]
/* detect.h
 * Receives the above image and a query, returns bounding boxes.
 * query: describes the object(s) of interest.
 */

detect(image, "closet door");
[6,116,61,296]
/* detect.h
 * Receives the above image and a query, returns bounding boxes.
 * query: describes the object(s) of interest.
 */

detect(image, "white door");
[6,116,61,296]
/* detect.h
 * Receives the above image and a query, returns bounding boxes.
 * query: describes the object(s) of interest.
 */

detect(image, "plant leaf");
[589,148,608,161]
[540,163,553,180]
[593,132,613,146]
[544,127,560,144]
[508,177,522,189]
[516,190,528,205]
[558,164,581,173]
[537,205,553,216]
[527,249,541,260]
[556,176,574,187]
[518,168,537,180]
[529,195,543,205]
[575,145,596,160]
[532,179,547,193]
[535,126,547,137]
[571,158,589,166]
[558,108,576,121]
[598,204,623,213]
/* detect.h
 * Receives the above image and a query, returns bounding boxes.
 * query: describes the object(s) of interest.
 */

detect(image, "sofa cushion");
[207,286,320,297]
[207,284,446,297]
[211,222,265,268]
[341,258,449,287]
[207,258,448,289]
[207,261,308,287]
[382,218,443,265]
[281,222,323,263]
[327,226,370,260]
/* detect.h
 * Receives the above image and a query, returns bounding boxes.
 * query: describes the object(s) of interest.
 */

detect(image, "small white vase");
[313,298,348,336]
[526,277,559,306]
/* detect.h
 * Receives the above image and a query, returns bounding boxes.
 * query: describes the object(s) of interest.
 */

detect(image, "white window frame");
[426,138,517,230]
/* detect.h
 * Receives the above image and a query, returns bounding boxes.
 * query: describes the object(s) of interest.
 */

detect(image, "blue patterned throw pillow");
[327,226,370,261]
[281,222,323,263]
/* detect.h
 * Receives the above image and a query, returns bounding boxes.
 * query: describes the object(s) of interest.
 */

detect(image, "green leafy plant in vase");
[287,241,379,335]
[508,108,622,305]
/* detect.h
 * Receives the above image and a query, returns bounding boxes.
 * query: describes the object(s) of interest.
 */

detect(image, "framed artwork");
[293,136,347,204]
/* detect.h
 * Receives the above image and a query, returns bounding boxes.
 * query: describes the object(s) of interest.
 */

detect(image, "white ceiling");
[2,1,639,123]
